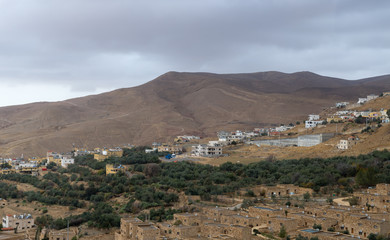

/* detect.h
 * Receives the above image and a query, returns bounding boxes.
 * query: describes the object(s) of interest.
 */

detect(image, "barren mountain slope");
[0,71,389,157]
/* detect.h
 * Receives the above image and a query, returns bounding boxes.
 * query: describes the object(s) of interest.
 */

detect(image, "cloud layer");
[0,0,389,105]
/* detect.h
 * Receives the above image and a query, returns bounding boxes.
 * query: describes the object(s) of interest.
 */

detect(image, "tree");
[368,233,377,240]
[356,167,377,187]
[313,224,322,230]
[279,225,287,238]
[387,109,390,118]
[348,196,359,206]
[143,163,161,178]
[303,192,311,202]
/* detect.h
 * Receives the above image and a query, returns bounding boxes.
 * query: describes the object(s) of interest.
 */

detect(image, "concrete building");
[358,98,368,104]
[191,142,222,157]
[338,140,349,150]
[367,94,379,101]
[94,148,124,161]
[157,144,182,154]
[298,133,335,147]
[308,114,320,121]
[305,120,323,128]
[336,102,350,108]
[61,157,74,168]
[249,133,334,148]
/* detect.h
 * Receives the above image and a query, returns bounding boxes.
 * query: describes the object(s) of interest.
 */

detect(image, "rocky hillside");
[0,71,389,157]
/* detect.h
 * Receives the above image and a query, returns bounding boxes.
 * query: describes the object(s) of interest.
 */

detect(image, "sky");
[0,0,389,107]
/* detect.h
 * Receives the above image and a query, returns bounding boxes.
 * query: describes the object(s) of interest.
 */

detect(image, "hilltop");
[0,71,390,157]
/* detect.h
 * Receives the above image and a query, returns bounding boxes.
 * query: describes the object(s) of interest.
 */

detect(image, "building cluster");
[0,157,44,175]
[327,109,389,124]
[46,151,75,168]
[114,184,390,240]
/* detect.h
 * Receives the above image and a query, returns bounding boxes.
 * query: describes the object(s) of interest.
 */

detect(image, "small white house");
[305,120,323,128]
[357,98,368,104]
[61,157,74,168]
[308,114,320,121]
[367,94,379,101]
[337,140,349,150]
[336,102,349,108]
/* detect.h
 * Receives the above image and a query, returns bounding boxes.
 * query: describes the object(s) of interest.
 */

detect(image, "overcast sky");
[0,0,389,107]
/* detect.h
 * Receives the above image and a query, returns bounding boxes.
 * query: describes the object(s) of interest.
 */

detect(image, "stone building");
[173,213,203,226]
[220,214,259,227]
[253,184,313,198]
[290,212,338,231]
[44,227,78,240]
[343,214,390,238]
[115,217,159,240]
[202,223,251,239]
[157,223,199,239]
[201,207,236,222]
[2,214,34,232]
[354,183,390,212]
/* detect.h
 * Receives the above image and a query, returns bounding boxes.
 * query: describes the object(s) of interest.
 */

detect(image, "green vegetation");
[1,149,390,229]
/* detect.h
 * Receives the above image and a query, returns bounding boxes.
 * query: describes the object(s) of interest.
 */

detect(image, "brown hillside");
[0,71,389,157]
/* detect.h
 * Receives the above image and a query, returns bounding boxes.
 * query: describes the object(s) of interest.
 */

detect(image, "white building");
[2,214,34,232]
[336,102,349,108]
[357,98,368,104]
[275,126,288,132]
[61,157,74,168]
[308,114,320,121]
[305,120,323,128]
[217,131,230,142]
[192,142,223,157]
[367,94,379,101]
[337,140,349,150]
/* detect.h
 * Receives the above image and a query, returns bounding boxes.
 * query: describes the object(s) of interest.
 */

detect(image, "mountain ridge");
[0,71,389,157]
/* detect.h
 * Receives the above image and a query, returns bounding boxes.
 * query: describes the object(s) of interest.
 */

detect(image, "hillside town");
[0,93,389,240]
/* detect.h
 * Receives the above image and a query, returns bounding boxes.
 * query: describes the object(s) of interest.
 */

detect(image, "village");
[0,92,389,240]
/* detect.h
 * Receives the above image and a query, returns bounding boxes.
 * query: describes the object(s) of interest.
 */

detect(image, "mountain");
[0,71,389,157]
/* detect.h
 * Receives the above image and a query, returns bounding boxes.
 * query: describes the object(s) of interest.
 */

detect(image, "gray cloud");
[0,0,389,103]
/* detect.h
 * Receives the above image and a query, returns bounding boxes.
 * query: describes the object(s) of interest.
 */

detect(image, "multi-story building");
[191,142,222,157]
